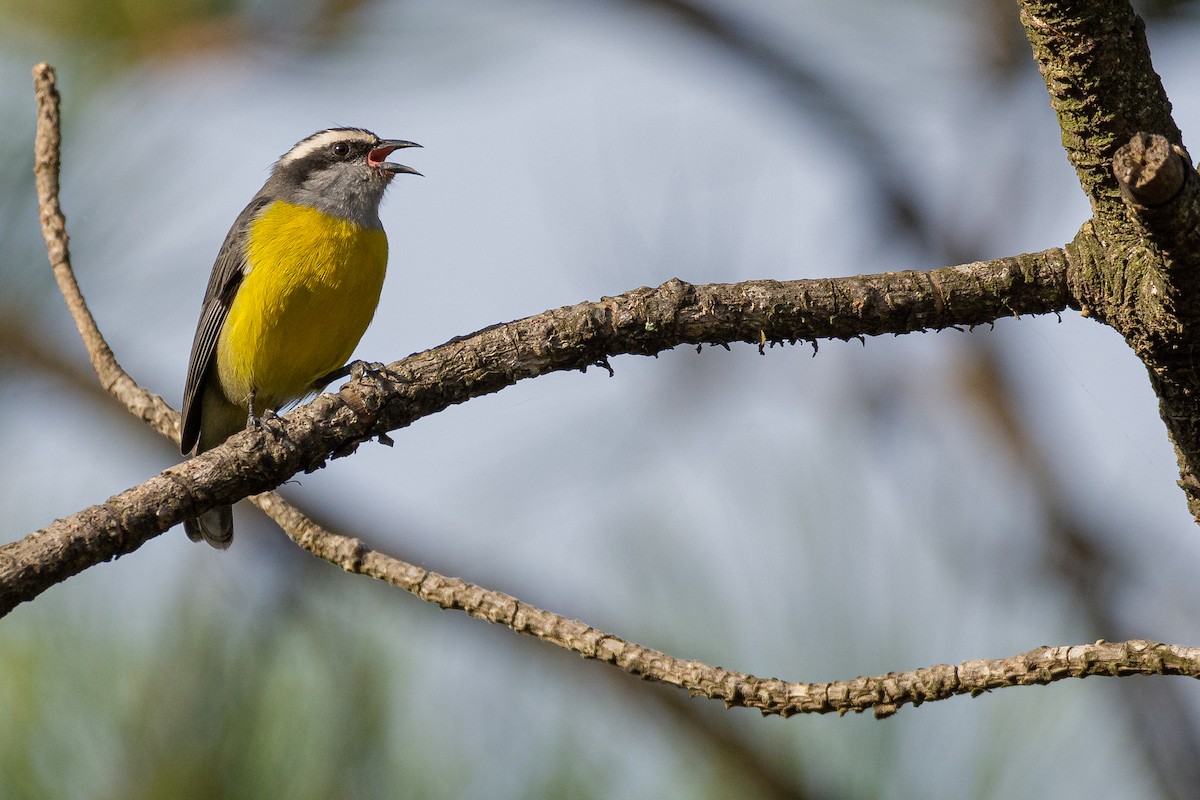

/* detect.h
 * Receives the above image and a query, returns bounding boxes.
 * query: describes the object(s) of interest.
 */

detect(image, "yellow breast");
[216,200,388,410]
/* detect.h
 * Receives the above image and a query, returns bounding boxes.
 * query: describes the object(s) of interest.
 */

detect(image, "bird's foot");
[312,360,392,394]
[349,360,388,382]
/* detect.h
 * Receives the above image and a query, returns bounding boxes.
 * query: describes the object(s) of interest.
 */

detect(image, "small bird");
[181,127,421,548]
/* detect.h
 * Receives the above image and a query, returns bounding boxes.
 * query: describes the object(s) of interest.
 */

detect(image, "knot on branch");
[1112,132,1191,208]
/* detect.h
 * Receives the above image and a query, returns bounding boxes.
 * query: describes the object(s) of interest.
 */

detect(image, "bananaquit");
[180,128,421,549]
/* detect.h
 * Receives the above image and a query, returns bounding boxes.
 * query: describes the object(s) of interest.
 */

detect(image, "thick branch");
[1018,4,1200,524]
[1,248,1075,614]
[1108,133,1200,519]
[1018,0,1180,222]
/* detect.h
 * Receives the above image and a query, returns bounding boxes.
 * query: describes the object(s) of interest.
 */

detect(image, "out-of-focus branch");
[626,0,926,242]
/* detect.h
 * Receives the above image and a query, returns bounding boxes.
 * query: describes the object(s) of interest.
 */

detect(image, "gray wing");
[180,196,271,454]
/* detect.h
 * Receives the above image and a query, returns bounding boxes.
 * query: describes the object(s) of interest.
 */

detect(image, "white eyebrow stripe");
[278,129,376,164]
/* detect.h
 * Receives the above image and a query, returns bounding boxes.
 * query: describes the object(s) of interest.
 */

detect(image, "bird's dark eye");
[332,142,349,157]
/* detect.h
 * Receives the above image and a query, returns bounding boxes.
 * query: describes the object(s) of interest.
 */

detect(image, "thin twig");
[254,494,1200,718]
[32,64,179,439]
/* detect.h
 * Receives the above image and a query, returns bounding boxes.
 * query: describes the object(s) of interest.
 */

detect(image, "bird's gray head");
[266,127,421,227]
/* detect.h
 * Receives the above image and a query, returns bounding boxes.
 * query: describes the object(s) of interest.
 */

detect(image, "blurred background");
[3,0,1200,797]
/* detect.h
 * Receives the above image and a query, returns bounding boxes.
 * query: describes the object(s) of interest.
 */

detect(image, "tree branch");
[32,63,179,439]
[0,249,1075,614]
[8,332,1200,723]
[1109,131,1200,522]
[12,62,1074,611]
[1018,1,1200,523]
[1018,0,1179,222]
[16,51,1189,724]
[254,497,1200,720]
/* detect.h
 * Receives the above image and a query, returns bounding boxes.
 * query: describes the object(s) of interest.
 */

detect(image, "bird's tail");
[182,389,245,549]
[184,506,234,549]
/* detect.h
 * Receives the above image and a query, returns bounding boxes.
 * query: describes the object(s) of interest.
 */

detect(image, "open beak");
[368,139,422,176]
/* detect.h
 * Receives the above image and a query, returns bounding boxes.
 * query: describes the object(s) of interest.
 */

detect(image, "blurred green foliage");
[6,0,235,45]
[0,579,441,800]
[0,0,378,66]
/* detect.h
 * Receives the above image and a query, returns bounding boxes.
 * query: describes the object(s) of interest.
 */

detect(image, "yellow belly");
[216,201,388,410]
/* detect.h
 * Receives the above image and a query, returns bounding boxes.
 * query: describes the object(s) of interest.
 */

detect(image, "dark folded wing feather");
[180,196,271,454]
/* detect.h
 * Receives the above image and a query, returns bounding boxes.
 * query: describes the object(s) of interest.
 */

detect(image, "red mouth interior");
[367,145,397,167]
